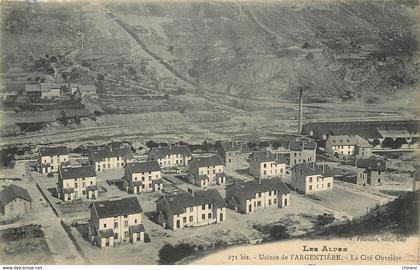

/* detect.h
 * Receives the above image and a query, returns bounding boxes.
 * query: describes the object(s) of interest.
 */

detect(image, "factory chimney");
[298,88,304,134]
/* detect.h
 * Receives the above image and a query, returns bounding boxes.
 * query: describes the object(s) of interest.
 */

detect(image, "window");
[263,170,266,175]
[327,183,331,188]
[309,177,312,183]
[257,201,261,207]
[82,182,86,188]
[114,233,118,239]
[189,216,193,222]
[208,213,212,219]
[220,213,224,222]
[378,171,382,175]
[263,163,267,168]
[208,204,212,209]
[124,215,128,218]
[183,217,187,223]
[309,185,312,191]
[124,232,128,238]
[268,191,272,196]
[134,219,137,224]
[124,221,128,228]
[189,207,193,212]
[202,205,205,210]
[103,224,107,228]
[75,183,78,188]
[202,214,205,220]
[268,199,271,205]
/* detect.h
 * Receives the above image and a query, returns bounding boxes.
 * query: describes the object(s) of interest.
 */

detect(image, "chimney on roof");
[311,163,315,170]
[321,164,325,173]
[298,88,304,134]
[258,178,262,184]
[188,188,194,196]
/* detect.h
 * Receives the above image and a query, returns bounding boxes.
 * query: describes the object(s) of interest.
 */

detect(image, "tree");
[269,225,290,240]
[394,138,407,149]
[272,141,282,150]
[315,213,335,226]
[371,138,380,147]
[158,243,194,264]
[381,137,395,148]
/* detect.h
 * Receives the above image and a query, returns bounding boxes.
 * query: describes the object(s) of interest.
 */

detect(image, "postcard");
[0,0,418,267]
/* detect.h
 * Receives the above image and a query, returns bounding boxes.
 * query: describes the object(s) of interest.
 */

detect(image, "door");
[176,220,180,228]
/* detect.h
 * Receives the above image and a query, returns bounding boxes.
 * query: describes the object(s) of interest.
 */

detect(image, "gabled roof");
[40,83,61,92]
[90,147,133,162]
[90,197,142,219]
[292,162,334,178]
[157,189,227,215]
[129,224,145,233]
[190,155,224,168]
[39,146,69,157]
[147,145,192,160]
[0,184,32,207]
[25,84,40,92]
[98,228,114,238]
[125,161,161,174]
[226,178,290,201]
[250,151,287,164]
[302,120,420,139]
[219,141,251,153]
[327,135,371,147]
[59,166,96,180]
[356,157,386,171]
[377,128,410,138]
[289,140,317,151]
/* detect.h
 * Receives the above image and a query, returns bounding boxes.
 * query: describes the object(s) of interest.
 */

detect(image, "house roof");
[86,185,98,191]
[292,163,334,178]
[250,151,287,164]
[356,157,386,171]
[327,135,371,147]
[90,197,143,219]
[289,140,317,151]
[129,224,145,233]
[190,155,224,168]
[90,147,133,162]
[59,166,96,180]
[152,179,164,185]
[0,184,32,207]
[98,228,114,238]
[79,84,97,93]
[25,84,40,92]
[302,120,420,139]
[39,146,69,157]
[377,128,410,138]
[125,161,161,174]
[147,145,192,160]
[226,178,290,200]
[158,189,227,215]
[219,141,251,153]
[40,83,61,92]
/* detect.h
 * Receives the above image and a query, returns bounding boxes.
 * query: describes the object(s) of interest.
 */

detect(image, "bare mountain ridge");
[108,0,418,101]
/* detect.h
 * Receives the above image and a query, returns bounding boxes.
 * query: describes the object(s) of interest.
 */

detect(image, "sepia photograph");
[0,0,419,267]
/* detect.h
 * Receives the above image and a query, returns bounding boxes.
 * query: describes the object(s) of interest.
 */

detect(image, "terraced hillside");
[106,0,419,102]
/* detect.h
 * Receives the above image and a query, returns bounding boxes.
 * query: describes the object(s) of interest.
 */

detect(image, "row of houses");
[301,119,420,146]
[25,82,97,99]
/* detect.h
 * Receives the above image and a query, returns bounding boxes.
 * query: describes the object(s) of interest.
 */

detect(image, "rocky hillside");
[107,0,419,102]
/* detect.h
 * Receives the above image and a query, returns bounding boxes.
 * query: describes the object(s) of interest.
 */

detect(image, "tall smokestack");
[298,88,303,134]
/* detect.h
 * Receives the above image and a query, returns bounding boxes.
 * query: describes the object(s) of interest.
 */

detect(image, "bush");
[269,225,290,240]
[315,213,335,226]
[158,242,195,264]
[381,137,395,148]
